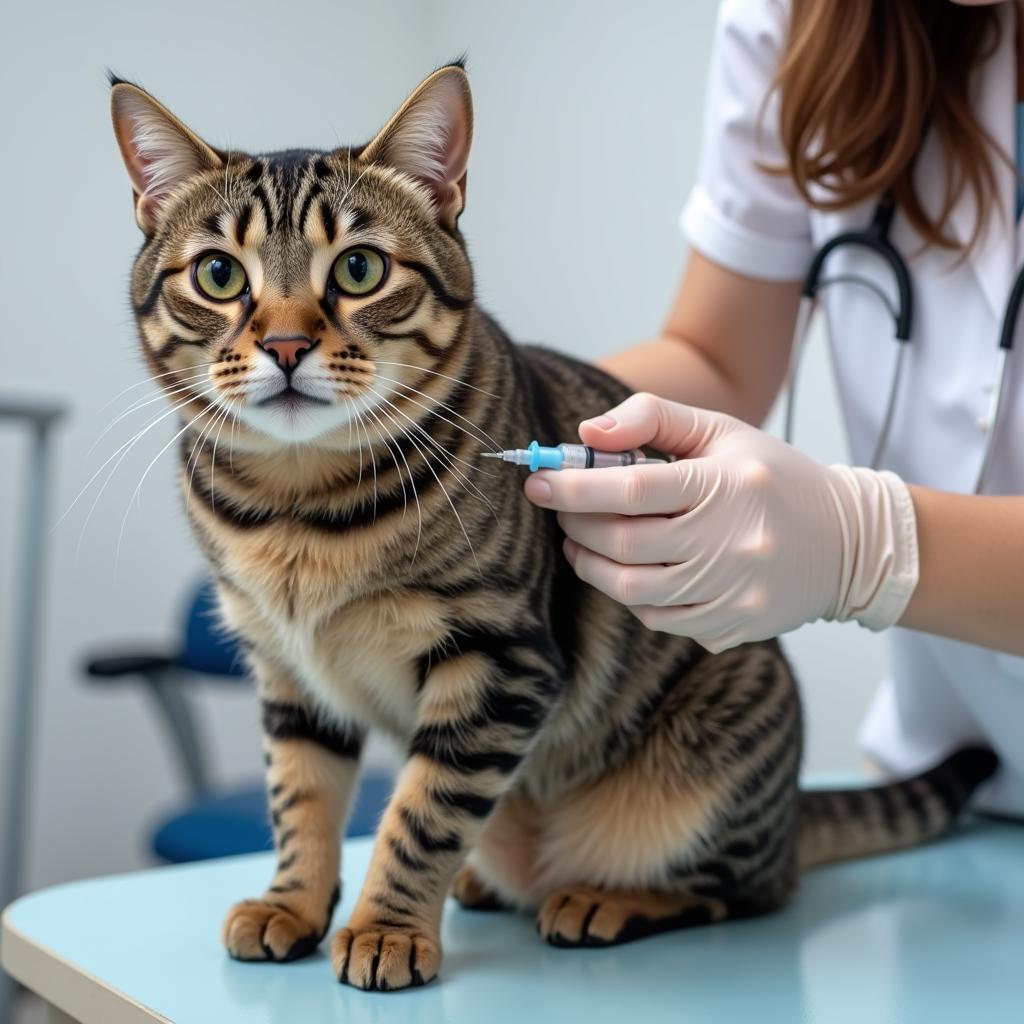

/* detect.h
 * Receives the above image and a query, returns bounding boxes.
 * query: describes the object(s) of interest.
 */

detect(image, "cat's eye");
[194,252,248,301]
[331,247,388,296]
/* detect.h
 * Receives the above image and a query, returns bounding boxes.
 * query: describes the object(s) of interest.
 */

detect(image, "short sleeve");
[681,0,813,281]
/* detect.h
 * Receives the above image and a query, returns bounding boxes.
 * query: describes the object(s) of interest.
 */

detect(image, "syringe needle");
[479,452,503,459]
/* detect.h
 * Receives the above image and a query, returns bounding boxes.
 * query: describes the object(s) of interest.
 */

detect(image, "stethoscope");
[783,195,1023,493]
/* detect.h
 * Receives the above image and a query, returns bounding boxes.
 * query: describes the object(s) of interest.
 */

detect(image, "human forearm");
[899,487,1024,656]
[596,253,801,427]
[597,335,770,424]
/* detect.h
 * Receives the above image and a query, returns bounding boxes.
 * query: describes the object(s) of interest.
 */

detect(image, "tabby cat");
[109,63,996,992]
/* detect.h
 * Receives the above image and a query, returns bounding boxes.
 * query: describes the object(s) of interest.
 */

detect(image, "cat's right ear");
[109,78,223,235]
[360,63,473,231]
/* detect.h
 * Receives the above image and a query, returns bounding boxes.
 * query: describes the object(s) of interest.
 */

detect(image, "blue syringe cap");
[527,440,563,472]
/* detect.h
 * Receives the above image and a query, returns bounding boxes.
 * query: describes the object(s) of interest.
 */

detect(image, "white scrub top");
[682,0,1024,816]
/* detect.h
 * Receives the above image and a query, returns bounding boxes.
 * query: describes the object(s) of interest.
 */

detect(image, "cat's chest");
[214,516,400,615]
[272,601,425,738]
[218,535,450,736]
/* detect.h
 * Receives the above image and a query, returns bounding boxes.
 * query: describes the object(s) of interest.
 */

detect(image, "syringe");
[481,440,666,472]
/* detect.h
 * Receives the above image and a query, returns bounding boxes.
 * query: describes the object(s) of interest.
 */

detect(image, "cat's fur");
[109,64,996,991]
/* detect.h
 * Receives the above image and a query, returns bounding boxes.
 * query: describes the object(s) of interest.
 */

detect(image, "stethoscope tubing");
[801,214,914,341]
[783,296,907,473]
[783,199,1019,494]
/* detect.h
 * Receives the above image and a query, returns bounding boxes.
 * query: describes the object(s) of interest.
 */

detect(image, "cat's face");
[110,66,473,446]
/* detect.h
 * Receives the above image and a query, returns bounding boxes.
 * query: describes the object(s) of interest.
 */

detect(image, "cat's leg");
[535,830,794,948]
[450,864,511,911]
[537,886,734,946]
[222,656,364,963]
[332,653,554,991]
[533,645,801,948]
[450,790,542,911]
[535,857,793,946]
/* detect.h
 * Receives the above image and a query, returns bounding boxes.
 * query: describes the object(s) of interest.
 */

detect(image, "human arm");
[899,486,1024,655]
[597,251,802,425]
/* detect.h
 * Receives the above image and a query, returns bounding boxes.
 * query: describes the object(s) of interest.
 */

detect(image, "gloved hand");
[523,393,919,653]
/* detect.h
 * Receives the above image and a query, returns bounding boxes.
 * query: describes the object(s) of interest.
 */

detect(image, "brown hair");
[773,0,1004,249]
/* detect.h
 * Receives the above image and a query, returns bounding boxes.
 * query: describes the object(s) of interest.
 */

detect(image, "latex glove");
[523,393,919,653]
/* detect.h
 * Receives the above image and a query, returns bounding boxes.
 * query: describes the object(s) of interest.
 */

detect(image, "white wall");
[0,0,885,895]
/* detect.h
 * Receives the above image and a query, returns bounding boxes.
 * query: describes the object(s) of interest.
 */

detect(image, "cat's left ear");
[109,78,223,235]
[361,63,473,230]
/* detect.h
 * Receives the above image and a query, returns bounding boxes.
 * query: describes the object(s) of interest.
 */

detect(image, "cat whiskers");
[185,407,217,510]
[208,394,242,509]
[353,407,365,493]
[364,413,380,521]
[341,398,371,504]
[62,383,212,525]
[98,362,218,412]
[187,394,232,473]
[370,371,504,457]
[372,401,480,574]
[203,175,231,209]
[116,391,235,568]
[67,385,219,557]
[364,404,424,565]
[372,360,499,400]
[361,407,406,520]
[228,388,240,475]
[341,158,375,208]
[185,393,240,516]
[90,369,216,456]
[367,387,497,543]
[354,405,382,520]
[362,384,500,500]
[333,367,499,476]
[223,146,237,208]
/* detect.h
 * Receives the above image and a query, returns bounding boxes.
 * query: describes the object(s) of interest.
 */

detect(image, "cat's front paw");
[332,923,441,991]
[222,894,334,962]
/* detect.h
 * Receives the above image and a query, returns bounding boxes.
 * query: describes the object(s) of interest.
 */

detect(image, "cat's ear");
[361,63,473,230]
[109,77,223,235]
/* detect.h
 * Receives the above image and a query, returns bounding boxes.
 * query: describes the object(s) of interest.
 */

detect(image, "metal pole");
[0,400,64,1024]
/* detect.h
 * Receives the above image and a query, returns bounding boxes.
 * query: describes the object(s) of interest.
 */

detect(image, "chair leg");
[142,670,210,796]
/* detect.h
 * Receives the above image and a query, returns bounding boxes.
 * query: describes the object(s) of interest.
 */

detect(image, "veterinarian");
[524,0,1024,815]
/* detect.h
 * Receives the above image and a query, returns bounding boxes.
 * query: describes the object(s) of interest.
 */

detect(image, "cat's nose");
[258,335,315,371]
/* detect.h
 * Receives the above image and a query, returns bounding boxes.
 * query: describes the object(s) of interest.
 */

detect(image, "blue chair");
[83,580,391,863]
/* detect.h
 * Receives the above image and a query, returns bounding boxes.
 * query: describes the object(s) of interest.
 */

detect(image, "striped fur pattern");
[109,65,998,991]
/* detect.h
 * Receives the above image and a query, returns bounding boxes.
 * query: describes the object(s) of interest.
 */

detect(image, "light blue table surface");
[3,818,1023,1024]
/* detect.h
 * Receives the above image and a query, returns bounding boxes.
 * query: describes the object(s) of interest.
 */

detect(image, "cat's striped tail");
[797,746,999,870]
